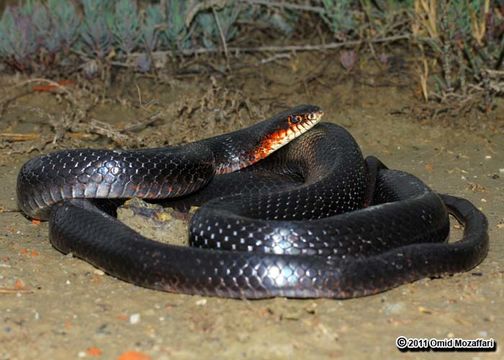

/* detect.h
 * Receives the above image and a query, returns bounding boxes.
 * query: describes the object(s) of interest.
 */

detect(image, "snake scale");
[16,105,489,298]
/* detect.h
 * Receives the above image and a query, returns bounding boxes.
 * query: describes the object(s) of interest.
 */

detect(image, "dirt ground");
[0,53,503,360]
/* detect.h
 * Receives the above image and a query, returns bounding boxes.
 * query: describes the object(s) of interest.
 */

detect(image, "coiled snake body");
[16,105,489,298]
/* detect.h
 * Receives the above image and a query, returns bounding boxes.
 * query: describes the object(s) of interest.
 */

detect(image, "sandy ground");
[0,54,503,360]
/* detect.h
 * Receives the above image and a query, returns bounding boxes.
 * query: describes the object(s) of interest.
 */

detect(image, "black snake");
[16,105,489,298]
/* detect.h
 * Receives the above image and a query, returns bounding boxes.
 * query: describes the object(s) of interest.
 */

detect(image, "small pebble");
[93,269,105,275]
[484,155,491,159]
[383,302,405,315]
[96,323,110,335]
[78,351,86,358]
[129,313,141,324]
[195,299,207,306]
[418,306,432,314]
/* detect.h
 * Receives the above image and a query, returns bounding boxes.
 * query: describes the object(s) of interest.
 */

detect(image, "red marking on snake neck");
[253,129,288,162]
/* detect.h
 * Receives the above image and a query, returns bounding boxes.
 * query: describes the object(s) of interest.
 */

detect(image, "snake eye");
[290,115,302,124]
[307,113,315,120]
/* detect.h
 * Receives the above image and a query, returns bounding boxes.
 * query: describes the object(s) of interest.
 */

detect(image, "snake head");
[285,104,324,130]
[252,104,324,162]
[215,104,324,174]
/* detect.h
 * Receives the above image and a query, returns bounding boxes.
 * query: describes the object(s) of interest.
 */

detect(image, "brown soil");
[0,53,502,360]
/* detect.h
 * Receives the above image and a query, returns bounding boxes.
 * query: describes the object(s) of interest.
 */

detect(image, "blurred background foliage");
[0,0,502,106]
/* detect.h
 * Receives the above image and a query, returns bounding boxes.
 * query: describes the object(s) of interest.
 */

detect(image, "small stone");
[383,302,405,315]
[195,299,207,306]
[129,313,141,324]
[418,306,432,314]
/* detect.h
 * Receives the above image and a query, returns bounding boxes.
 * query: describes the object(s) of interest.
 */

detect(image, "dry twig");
[129,35,410,58]
[241,0,325,14]
[0,133,40,142]
[212,6,230,69]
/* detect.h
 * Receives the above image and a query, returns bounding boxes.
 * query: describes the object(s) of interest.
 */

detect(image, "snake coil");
[16,105,489,298]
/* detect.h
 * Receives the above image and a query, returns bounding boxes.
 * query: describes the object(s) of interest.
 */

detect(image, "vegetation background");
[0,0,502,117]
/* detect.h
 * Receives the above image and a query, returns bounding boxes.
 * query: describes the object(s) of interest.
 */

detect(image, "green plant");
[196,4,240,49]
[412,0,503,104]
[0,4,37,69]
[79,0,114,58]
[161,0,190,50]
[47,0,79,51]
[113,0,141,54]
[141,4,163,52]
[321,0,356,39]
